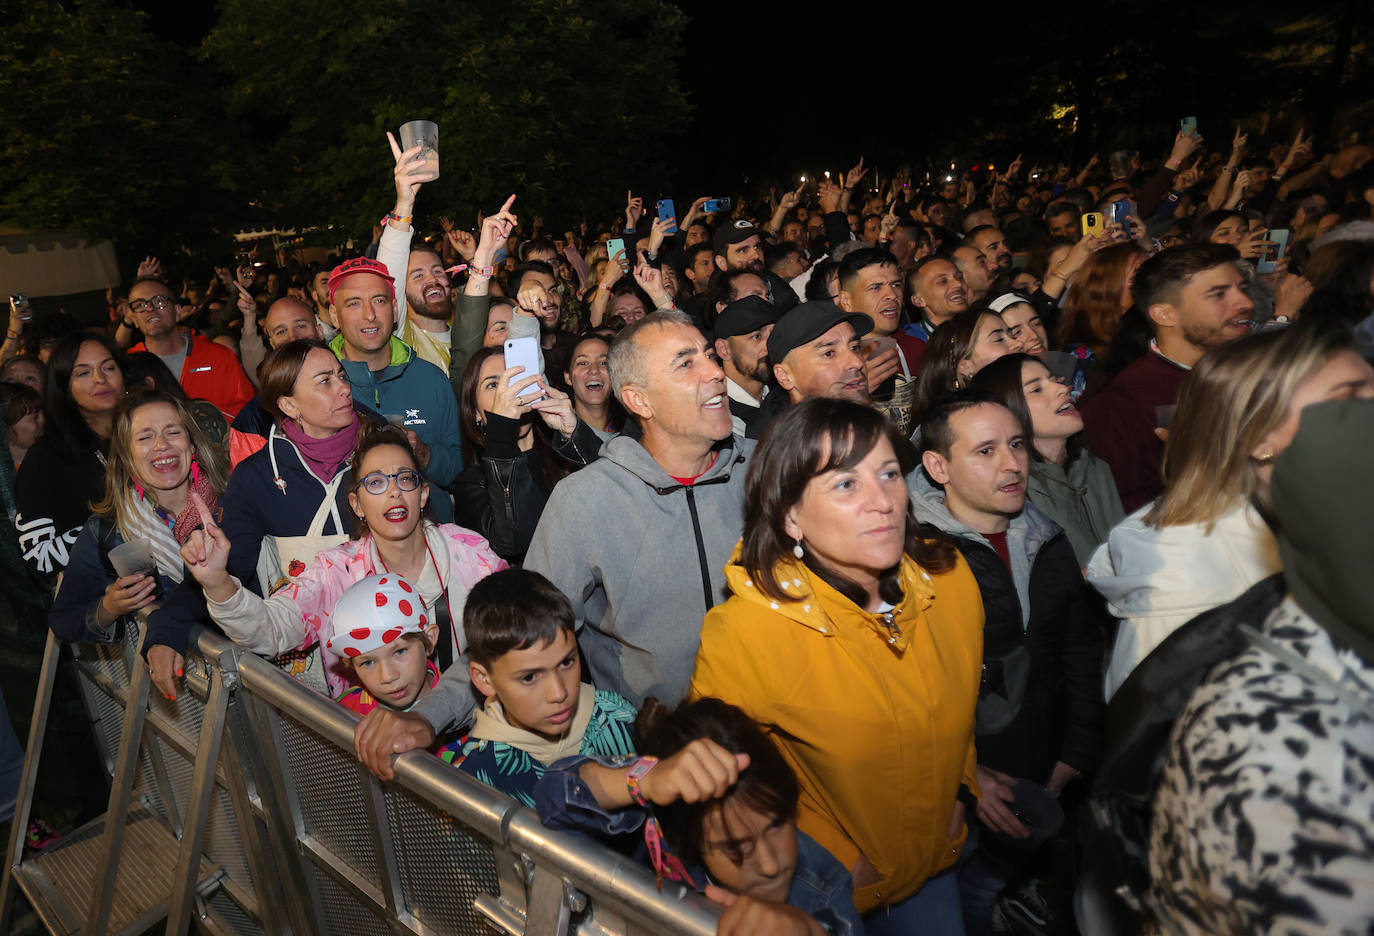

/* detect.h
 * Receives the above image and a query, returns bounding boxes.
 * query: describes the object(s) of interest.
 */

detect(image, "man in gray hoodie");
[354,310,751,780]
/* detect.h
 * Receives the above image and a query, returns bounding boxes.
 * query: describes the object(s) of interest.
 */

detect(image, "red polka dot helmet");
[324,573,428,659]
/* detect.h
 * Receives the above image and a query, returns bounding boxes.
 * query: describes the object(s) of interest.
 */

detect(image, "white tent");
[0,227,121,298]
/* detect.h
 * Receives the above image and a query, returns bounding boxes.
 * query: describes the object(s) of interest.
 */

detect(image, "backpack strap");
[95,515,119,581]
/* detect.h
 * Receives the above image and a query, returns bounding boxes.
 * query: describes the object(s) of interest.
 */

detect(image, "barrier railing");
[2,621,721,936]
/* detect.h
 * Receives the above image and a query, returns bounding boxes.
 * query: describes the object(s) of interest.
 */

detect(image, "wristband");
[598,282,612,292]
[445,263,469,277]
[470,264,494,278]
[625,756,659,806]
[382,211,414,226]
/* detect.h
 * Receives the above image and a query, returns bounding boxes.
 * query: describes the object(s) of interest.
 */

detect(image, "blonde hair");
[1145,323,1351,529]
[91,389,230,539]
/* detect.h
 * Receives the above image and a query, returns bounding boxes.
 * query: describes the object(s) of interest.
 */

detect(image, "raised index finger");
[499,194,517,214]
[189,490,216,532]
[386,131,403,162]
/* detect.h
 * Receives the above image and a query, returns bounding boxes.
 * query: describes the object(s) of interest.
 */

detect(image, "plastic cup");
[399,120,439,182]
[108,539,164,600]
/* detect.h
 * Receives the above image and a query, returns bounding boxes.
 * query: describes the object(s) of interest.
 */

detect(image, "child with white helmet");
[325,573,440,715]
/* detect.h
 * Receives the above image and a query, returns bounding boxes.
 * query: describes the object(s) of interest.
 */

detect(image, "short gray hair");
[608,310,695,402]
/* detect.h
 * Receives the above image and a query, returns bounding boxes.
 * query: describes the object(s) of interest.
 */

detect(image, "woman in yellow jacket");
[691,398,984,935]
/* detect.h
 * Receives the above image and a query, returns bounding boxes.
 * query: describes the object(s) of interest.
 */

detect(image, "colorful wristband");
[625,756,659,806]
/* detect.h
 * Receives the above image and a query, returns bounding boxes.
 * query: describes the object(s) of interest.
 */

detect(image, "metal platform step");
[12,809,222,936]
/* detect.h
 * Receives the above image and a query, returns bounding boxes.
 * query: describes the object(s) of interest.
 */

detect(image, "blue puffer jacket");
[50,516,182,645]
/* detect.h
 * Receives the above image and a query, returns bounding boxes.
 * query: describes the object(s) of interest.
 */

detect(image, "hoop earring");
[793,537,804,560]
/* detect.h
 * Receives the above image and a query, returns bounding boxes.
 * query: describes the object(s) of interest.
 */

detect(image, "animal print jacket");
[1148,596,1374,935]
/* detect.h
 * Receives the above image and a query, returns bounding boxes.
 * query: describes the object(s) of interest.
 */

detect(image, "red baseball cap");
[328,257,396,304]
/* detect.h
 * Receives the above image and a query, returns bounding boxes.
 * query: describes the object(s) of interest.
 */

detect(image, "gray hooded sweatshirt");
[412,433,753,735]
[525,433,754,708]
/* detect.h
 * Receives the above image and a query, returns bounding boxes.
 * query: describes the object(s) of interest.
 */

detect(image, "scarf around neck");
[122,471,220,583]
[468,683,596,765]
[280,412,360,482]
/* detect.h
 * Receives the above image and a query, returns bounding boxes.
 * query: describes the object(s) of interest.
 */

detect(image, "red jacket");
[131,330,255,419]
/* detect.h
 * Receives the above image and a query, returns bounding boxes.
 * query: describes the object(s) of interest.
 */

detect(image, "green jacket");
[1028,451,1124,566]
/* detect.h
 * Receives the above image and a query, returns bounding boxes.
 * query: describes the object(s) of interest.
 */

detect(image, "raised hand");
[386,131,430,213]
[779,180,805,211]
[474,195,518,268]
[137,256,165,280]
[1003,153,1024,181]
[647,217,672,258]
[1168,130,1203,167]
[844,156,868,190]
[817,180,842,214]
[178,490,232,595]
[625,190,644,230]
[632,250,669,306]
[438,215,455,233]
[447,228,477,261]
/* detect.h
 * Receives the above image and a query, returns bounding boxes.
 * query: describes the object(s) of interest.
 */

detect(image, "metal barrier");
[2,621,722,935]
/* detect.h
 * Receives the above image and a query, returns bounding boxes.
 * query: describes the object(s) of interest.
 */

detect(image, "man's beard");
[747,357,772,384]
[407,290,453,322]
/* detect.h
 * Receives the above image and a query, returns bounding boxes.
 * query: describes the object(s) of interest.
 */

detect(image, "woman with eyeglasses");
[181,422,506,698]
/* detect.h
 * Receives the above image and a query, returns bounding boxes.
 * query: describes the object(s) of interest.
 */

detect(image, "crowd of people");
[3,116,1374,935]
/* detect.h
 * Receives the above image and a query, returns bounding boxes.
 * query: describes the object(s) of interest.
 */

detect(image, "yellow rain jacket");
[690,545,984,912]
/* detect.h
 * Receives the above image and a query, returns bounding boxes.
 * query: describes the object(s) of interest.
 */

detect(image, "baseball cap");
[328,257,396,305]
[713,295,781,341]
[713,219,764,255]
[323,574,428,659]
[766,301,874,365]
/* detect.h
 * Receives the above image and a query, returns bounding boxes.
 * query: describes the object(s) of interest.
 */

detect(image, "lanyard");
[379,538,456,670]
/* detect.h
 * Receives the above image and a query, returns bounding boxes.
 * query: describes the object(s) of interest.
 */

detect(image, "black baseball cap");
[766,301,874,364]
[713,219,763,255]
[712,295,780,340]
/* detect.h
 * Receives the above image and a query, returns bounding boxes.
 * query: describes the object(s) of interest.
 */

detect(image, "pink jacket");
[208,522,507,695]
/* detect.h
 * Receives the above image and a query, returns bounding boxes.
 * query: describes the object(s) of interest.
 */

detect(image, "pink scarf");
[280,412,360,482]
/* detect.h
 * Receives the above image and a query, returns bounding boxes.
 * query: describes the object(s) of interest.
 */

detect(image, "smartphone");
[606,237,627,264]
[701,197,732,214]
[1107,200,1135,227]
[503,337,544,400]
[1257,228,1291,274]
[1081,212,1105,237]
[8,293,31,323]
[1180,116,1198,138]
[656,199,678,234]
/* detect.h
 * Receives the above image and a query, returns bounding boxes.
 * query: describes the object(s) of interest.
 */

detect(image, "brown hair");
[347,422,425,537]
[1145,321,1354,529]
[912,311,998,425]
[1058,241,1147,358]
[257,338,337,424]
[91,388,230,536]
[458,346,575,487]
[741,398,957,606]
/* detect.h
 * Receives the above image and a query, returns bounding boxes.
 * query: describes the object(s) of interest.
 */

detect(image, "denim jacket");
[534,754,863,935]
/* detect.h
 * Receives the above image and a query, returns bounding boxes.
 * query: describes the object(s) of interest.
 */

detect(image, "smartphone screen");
[1256,228,1291,274]
[1180,116,1197,137]
[503,337,544,400]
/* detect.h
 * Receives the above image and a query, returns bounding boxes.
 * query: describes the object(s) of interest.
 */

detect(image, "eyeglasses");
[356,469,423,495]
[129,295,176,314]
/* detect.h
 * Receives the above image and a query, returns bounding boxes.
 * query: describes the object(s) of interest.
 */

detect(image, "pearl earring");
[793,537,804,560]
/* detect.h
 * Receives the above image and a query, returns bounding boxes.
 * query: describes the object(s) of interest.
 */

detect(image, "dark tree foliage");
[203,0,691,243]
[0,1,235,254]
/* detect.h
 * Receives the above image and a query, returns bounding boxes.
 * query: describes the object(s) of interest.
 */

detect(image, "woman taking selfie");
[48,390,229,683]
[691,398,984,934]
[454,345,599,563]
[15,332,128,582]
[181,424,506,698]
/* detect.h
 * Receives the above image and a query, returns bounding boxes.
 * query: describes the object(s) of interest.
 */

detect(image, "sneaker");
[24,817,60,853]
[998,877,1063,935]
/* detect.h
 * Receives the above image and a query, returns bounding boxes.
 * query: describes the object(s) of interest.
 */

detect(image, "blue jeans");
[958,828,1018,936]
[863,868,965,936]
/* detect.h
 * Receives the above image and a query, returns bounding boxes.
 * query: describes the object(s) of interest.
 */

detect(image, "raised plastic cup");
[399,120,439,182]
